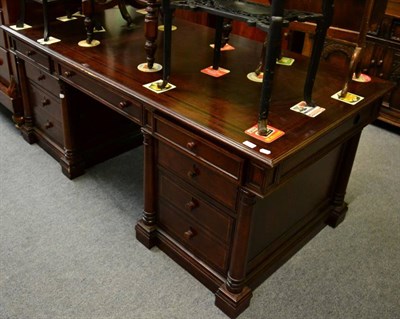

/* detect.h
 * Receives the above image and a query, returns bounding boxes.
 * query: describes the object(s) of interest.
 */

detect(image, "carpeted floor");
[1,106,399,319]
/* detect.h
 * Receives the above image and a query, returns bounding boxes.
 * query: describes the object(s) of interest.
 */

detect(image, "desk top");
[3,8,393,167]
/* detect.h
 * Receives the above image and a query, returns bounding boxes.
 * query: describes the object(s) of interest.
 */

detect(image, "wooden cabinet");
[7,33,143,178]
[154,115,240,274]
[0,1,22,124]
[2,10,394,317]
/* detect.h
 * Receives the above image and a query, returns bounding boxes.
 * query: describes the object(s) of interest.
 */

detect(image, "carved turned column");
[327,131,362,227]
[58,82,85,179]
[82,0,95,44]
[135,129,158,248]
[16,56,36,144]
[222,18,232,47]
[215,188,256,318]
[144,0,160,69]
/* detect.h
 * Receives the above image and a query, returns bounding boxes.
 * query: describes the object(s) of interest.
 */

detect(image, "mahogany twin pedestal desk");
[2,11,393,318]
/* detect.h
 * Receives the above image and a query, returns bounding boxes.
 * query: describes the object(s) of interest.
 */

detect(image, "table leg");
[42,0,50,41]
[118,0,134,26]
[160,0,172,88]
[303,0,334,106]
[212,16,224,70]
[144,0,160,69]
[135,130,158,248]
[257,0,284,136]
[215,188,256,318]
[16,0,26,28]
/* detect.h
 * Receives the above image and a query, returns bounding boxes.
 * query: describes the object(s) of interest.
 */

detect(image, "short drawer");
[33,107,63,146]
[59,63,143,124]
[25,60,59,95]
[158,141,238,210]
[0,46,11,84]
[158,200,230,273]
[155,116,243,180]
[14,39,50,70]
[29,82,61,121]
[159,172,233,243]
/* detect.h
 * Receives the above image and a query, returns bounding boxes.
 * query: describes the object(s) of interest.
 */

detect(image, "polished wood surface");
[285,0,400,127]
[7,12,390,164]
[175,0,400,127]
[2,9,394,318]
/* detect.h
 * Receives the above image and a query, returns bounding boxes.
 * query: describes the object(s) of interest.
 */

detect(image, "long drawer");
[58,63,143,124]
[158,172,233,244]
[13,38,50,71]
[155,116,243,181]
[158,199,230,274]
[158,141,238,210]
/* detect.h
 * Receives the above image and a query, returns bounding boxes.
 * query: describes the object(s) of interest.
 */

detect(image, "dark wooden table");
[2,9,394,318]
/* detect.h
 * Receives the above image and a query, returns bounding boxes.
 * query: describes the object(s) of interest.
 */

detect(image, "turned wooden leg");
[212,16,224,70]
[117,0,134,26]
[159,0,172,88]
[339,47,362,98]
[42,0,50,41]
[258,0,284,136]
[144,0,160,69]
[135,129,158,248]
[255,37,267,75]
[59,82,85,179]
[16,57,36,144]
[215,188,256,318]
[303,0,334,106]
[84,15,95,44]
[16,0,26,28]
[82,0,96,44]
[222,18,232,47]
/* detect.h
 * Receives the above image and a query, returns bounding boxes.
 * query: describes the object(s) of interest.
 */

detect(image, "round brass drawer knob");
[185,199,198,211]
[184,228,196,240]
[44,121,53,129]
[63,71,74,78]
[42,98,50,106]
[186,141,196,150]
[118,101,130,109]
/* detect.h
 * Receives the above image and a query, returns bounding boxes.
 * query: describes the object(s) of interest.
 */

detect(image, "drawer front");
[155,116,243,180]
[158,200,230,273]
[158,141,238,210]
[0,46,11,84]
[29,82,61,121]
[59,64,143,124]
[159,172,233,243]
[14,39,50,70]
[25,60,59,95]
[33,107,63,146]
